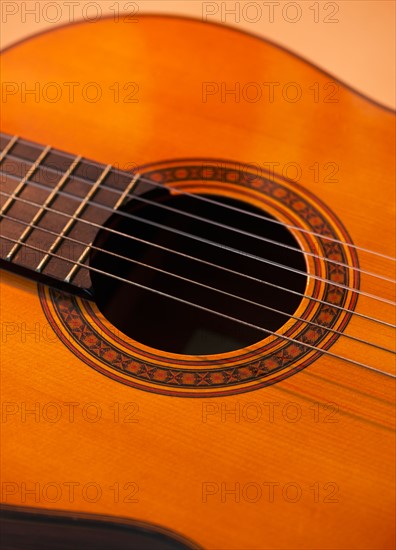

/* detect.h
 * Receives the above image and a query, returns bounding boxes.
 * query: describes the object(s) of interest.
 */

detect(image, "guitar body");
[1,15,395,549]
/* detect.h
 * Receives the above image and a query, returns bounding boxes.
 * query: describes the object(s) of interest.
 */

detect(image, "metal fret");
[0,135,18,162]
[5,155,82,262]
[64,244,92,283]
[36,164,112,273]
[0,145,51,216]
[113,172,141,210]
[64,172,140,283]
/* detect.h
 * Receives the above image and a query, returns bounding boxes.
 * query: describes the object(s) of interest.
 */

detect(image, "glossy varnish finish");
[0,15,395,549]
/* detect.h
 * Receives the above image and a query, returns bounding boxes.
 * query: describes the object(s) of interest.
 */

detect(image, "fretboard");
[0,133,142,297]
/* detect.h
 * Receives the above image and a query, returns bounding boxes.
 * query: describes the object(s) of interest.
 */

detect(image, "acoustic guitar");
[0,14,395,550]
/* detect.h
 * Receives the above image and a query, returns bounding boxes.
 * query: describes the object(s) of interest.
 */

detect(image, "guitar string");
[0,160,392,432]
[2,210,393,356]
[1,232,395,380]
[3,151,395,286]
[273,384,395,433]
[1,189,395,330]
[3,144,396,272]
[1,134,395,263]
[1,175,395,308]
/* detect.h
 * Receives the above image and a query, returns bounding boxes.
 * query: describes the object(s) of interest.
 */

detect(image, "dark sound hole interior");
[90,186,307,355]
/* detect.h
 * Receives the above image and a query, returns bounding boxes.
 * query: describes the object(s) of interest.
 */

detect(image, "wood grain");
[0,15,395,550]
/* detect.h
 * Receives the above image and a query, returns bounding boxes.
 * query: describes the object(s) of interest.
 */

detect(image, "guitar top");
[0,14,395,550]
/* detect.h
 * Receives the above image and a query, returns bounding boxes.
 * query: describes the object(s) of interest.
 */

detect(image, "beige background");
[0,0,395,110]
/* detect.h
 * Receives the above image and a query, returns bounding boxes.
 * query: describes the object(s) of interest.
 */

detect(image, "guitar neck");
[0,133,145,298]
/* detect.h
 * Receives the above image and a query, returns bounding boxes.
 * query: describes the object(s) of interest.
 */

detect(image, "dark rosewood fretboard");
[0,133,142,297]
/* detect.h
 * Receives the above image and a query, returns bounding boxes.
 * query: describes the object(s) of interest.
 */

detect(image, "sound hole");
[90,188,307,355]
